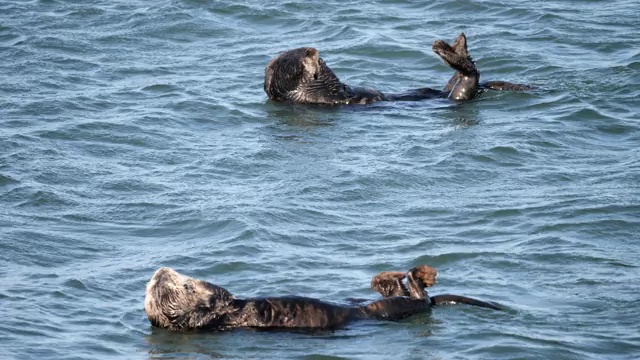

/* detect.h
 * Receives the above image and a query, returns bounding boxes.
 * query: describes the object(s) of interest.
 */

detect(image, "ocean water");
[1,0,639,359]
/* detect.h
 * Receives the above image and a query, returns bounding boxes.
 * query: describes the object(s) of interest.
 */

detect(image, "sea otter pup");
[264,33,533,104]
[144,265,501,332]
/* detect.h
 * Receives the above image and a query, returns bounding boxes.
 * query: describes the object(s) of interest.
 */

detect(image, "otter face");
[144,267,235,331]
[264,47,349,104]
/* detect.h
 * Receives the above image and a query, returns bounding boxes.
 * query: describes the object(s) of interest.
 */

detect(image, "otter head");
[144,267,236,331]
[264,47,349,104]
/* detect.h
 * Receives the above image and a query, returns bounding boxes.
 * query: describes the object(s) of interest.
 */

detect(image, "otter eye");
[313,73,319,80]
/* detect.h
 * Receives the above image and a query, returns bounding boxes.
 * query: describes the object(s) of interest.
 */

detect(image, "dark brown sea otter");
[144,265,502,332]
[264,33,533,104]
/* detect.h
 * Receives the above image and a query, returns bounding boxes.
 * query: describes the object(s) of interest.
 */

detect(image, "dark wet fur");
[434,34,480,101]
[264,33,533,105]
[434,33,535,100]
[145,266,501,332]
[431,294,502,311]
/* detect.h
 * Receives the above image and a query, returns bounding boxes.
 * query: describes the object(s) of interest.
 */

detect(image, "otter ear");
[305,48,318,59]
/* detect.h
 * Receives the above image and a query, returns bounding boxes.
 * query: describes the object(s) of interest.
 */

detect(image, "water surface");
[1,0,639,359]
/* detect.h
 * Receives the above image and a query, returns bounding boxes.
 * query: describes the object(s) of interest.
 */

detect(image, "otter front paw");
[409,265,438,288]
[371,271,409,298]
[432,40,455,57]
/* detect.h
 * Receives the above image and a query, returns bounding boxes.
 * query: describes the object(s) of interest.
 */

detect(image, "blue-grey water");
[1,0,639,359]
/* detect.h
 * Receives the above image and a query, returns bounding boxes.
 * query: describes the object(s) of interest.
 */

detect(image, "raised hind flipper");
[433,37,479,101]
[433,39,477,76]
[430,294,503,311]
[407,265,503,311]
[443,33,473,93]
[439,33,535,98]
[371,271,409,298]
[372,266,438,300]
[369,264,502,321]
[481,80,536,91]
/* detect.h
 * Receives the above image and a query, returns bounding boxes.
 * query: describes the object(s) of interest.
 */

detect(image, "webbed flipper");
[443,33,473,92]
[371,271,409,298]
[433,36,480,101]
[430,294,503,311]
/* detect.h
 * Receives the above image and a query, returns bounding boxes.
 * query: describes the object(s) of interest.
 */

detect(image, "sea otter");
[264,33,533,105]
[144,265,502,332]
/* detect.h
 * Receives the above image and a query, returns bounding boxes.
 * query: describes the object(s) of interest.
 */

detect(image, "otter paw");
[409,265,438,288]
[452,33,468,56]
[371,271,408,298]
[432,40,455,56]
[374,271,406,281]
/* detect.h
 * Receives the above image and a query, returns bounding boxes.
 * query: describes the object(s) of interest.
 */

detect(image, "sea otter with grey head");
[264,33,533,105]
[144,265,501,332]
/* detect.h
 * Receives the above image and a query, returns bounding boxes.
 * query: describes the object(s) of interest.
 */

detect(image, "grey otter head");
[144,267,236,331]
[264,47,350,104]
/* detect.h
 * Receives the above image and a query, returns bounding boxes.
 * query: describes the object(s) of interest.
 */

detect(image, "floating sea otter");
[264,33,533,104]
[144,265,502,332]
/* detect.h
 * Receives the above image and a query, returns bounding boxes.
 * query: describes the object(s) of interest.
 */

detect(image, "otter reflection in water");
[144,265,502,332]
[264,33,534,105]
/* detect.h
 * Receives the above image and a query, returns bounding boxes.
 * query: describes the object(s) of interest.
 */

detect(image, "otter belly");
[227,296,357,330]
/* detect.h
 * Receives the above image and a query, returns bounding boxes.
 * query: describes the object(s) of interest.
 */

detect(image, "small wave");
[14,188,77,209]
[140,83,183,93]
[0,174,19,186]
[556,107,619,122]
[62,278,89,291]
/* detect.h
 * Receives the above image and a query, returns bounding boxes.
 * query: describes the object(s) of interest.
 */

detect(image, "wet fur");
[264,33,533,105]
[439,33,534,100]
[370,265,502,310]
[145,266,501,332]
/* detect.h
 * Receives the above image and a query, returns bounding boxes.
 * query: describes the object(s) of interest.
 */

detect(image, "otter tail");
[481,81,536,91]
[430,294,503,311]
